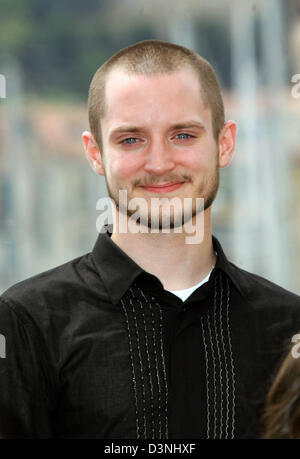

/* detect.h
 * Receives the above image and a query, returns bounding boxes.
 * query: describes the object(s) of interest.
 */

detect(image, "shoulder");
[2,253,87,302]
[229,262,300,313]
[228,263,300,360]
[0,251,106,325]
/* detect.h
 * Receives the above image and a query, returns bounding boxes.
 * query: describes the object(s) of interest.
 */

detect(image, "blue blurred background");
[0,0,300,294]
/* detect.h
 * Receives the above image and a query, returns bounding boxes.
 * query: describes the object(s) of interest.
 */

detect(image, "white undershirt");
[168,269,213,302]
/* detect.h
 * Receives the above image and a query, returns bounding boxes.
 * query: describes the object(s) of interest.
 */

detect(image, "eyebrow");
[110,127,143,137]
[170,121,205,130]
[109,121,205,138]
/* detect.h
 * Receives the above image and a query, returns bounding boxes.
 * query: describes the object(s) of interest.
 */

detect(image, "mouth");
[139,182,185,193]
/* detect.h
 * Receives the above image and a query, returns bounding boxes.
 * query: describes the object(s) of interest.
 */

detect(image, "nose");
[143,139,176,176]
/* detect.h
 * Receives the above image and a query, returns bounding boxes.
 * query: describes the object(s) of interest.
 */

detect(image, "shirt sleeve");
[0,297,54,438]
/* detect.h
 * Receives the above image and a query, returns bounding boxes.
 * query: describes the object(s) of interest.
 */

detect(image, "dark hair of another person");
[263,345,300,439]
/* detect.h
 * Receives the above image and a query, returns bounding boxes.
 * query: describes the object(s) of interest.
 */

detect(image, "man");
[0,40,300,439]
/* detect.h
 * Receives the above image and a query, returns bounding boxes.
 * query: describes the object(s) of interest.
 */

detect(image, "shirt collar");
[91,225,144,304]
[91,225,246,305]
[211,235,247,298]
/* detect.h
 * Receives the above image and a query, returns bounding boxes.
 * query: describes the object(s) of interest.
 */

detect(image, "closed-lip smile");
[139,182,185,193]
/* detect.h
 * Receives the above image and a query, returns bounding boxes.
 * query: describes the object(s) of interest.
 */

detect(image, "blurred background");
[0,0,300,294]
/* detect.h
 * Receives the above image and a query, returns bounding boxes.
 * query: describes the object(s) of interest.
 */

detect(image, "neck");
[110,208,216,291]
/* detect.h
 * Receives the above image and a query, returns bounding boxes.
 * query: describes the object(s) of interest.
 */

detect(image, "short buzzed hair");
[88,39,225,149]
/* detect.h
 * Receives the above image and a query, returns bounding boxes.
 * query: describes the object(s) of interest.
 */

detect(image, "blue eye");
[176,133,192,140]
[122,137,139,144]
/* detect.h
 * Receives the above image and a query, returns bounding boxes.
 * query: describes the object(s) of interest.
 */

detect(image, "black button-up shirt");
[0,227,300,439]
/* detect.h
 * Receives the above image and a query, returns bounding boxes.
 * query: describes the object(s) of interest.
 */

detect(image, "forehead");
[102,67,210,130]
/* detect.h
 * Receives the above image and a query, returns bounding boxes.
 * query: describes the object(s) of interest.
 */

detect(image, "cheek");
[187,143,218,169]
[111,155,143,179]
[182,149,206,169]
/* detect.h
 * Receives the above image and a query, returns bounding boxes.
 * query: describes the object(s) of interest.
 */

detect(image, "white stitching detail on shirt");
[219,272,230,439]
[122,274,234,440]
[206,308,217,439]
[120,298,140,439]
[155,300,169,439]
[139,288,163,439]
[127,294,147,438]
[131,287,155,439]
[213,273,223,439]
[225,276,236,439]
[201,316,210,439]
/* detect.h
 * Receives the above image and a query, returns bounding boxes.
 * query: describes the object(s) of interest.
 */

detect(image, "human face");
[98,67,220,229]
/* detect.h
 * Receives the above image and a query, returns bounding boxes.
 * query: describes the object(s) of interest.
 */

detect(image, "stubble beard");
[105,165,220,231]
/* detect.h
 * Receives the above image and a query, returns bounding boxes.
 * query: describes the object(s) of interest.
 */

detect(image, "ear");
[217,120,237,168]
[82,131,105,176]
